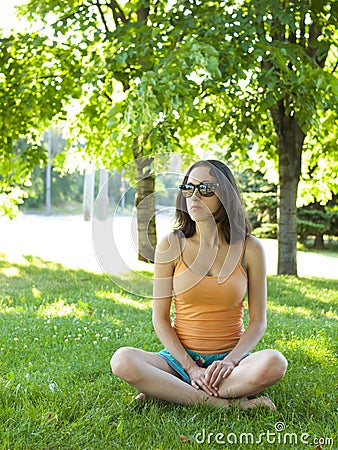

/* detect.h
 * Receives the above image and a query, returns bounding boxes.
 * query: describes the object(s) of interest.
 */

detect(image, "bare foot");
[136,392,275,411]
[239,396,276,411]
[135,393,165,404]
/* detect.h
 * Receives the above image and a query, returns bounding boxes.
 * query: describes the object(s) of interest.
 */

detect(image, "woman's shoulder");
[156,230,180,250]
[245,234,266,263]
[246,234,264,249]
[155,231,182,264]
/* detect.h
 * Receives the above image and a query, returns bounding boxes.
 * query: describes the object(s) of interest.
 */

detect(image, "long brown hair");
[174,160,252,243]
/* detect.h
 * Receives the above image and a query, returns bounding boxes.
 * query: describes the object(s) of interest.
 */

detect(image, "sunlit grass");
[97,292,151,310]
[37,299,89,318]
[0,255,337,449]
[1,266,20,277]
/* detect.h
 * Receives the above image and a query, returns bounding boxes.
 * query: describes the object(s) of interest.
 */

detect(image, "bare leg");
[110,347,280,410]
[217,349,287,402]
[111,347,227,407]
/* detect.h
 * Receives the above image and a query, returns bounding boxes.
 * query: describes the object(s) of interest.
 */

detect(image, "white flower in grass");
[49,381,58,392]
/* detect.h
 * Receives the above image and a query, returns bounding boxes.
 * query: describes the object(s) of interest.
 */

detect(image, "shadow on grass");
[0,254,157,355]
[267,276,338,317]
[0,254,153,308]
[265,275,337,356]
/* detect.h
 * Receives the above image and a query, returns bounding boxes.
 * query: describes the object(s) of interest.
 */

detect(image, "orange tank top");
[172,236,248,354]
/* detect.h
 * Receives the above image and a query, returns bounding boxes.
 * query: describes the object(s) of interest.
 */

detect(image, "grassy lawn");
[0,254,337,449]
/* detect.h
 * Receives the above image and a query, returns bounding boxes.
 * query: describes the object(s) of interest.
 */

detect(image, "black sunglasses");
[179,182,219,198]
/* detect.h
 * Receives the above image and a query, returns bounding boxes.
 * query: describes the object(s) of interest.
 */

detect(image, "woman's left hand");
[204,360,236,388]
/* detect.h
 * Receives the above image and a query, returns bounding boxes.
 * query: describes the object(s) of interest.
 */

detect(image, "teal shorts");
[158,348,233,384]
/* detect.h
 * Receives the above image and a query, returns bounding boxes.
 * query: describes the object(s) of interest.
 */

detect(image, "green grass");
[0,254,337,449]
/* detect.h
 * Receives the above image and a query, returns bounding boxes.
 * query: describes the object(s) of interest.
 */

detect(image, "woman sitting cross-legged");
[111,159,287,411]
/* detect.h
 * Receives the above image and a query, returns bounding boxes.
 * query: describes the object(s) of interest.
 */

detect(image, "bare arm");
[205,235,267,386]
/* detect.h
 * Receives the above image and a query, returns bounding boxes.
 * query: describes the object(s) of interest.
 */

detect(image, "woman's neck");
[194,220,225,248]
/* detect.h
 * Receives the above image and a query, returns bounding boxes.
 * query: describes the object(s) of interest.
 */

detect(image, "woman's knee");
[110,346,141,382]
[261,349,288,384]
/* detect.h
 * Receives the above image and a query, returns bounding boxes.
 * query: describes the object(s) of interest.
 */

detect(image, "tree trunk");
[45,128,52,216]
[278,161,299,275]
[134,155,157,263]
[83,167,95,222]
[314,234,324,249]
[313,202,325,249]
[95,169,109,221]
[271,105,305,275]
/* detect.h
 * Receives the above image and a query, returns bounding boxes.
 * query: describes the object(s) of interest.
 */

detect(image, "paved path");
[0,213,337,279]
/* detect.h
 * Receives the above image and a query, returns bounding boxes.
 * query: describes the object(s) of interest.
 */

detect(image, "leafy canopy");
[1,0,337,216]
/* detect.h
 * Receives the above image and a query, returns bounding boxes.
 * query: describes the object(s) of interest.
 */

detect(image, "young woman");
[111,160,287,411]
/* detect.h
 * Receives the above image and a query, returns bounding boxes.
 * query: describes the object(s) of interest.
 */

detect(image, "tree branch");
[137,2,150,22]
[306,21,328,68]
[104,91,113,102]
[299,13,306,48]
[152,0,159,16]
[270,100,285,139]
[288,31,296,44]
[106,0,127,26]
[93,0,110,34]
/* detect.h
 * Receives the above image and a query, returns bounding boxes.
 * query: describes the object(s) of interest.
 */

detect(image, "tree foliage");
[1,0,337,271]
[12,0,227,260]
[0,28,84,215]
[196,0,338,273]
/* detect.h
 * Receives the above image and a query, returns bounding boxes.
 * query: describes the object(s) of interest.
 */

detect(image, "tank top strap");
[239,235,249,268]
[241,235,249,256]
[176,233,183,262]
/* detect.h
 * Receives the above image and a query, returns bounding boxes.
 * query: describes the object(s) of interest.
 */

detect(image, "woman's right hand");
[187,366,219,396]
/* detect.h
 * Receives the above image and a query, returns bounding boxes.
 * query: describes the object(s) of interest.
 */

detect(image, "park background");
[0,1,337,449]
